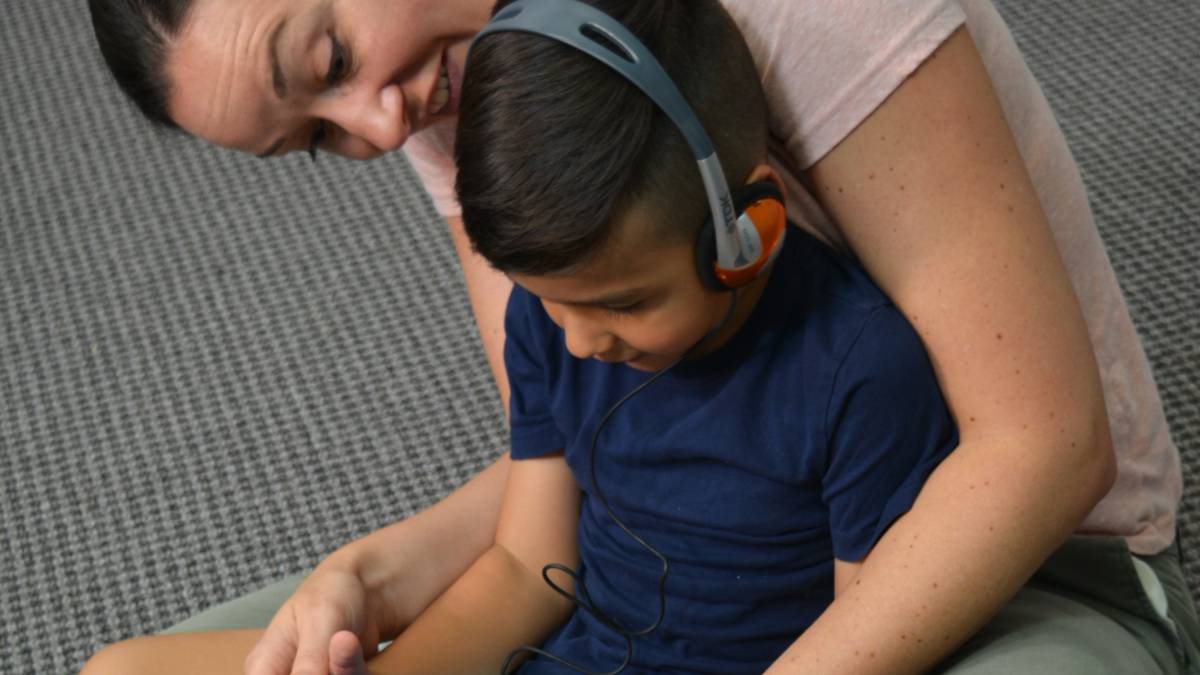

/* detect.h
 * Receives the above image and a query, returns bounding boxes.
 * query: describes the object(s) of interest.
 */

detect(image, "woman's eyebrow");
[269,17,289,99]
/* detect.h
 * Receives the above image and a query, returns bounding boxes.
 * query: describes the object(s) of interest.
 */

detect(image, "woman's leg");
[935,535,1198,675]
[81,574,305,674]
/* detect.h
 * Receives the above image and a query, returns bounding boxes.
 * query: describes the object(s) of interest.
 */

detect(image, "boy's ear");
[743,163,786,202]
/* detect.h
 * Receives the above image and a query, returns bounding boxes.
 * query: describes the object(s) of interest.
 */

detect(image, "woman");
[82,0,1196,673]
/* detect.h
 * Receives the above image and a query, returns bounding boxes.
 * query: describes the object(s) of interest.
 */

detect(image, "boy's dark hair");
[87,0,193,130]
[455,0,769,277]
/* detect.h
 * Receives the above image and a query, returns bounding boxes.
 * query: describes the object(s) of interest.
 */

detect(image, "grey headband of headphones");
[470,0,763,270]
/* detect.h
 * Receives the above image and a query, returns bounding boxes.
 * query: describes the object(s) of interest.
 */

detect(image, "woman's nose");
[321,82,410,154]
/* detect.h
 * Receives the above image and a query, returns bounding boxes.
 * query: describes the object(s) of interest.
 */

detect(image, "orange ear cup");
[694,181,787,291]
[712,196,787,289]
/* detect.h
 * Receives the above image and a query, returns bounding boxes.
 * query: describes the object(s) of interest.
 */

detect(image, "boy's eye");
[605,301,644,317]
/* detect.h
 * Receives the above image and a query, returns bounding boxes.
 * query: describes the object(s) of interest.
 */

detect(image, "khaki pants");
[935,536,1200,674]
[164,536,1200,674]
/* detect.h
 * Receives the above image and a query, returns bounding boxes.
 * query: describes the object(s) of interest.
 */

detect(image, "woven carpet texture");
[0,1,1196,673]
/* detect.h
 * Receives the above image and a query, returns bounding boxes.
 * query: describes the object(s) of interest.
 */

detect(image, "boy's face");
[510,205,762,372]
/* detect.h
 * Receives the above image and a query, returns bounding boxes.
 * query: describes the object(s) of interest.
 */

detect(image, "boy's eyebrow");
[543,288,650,307]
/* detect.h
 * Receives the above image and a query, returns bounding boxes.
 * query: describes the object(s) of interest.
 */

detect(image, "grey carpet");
[0,1,1196,673]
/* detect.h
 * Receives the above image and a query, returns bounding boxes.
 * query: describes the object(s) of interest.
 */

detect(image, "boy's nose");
[562,314,617,361]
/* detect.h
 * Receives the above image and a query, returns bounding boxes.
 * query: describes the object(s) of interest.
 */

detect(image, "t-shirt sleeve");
[821,306,958,561]
[504,289,567,459]
[722,0,966,169]
[403,118,462,219]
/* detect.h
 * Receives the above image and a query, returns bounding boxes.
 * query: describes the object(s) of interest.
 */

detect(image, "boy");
[360,0,957,672]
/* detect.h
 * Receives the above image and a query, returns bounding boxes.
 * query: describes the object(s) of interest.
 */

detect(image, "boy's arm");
[365,452,580,675]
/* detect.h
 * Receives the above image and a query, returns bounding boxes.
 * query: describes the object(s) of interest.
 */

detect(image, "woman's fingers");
[242,602,339,675]
[244,567,374,674]
[287,606,358,675]
[242,624,302,675]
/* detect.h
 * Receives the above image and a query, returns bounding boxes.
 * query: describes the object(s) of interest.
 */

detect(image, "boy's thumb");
[328,630,368,675]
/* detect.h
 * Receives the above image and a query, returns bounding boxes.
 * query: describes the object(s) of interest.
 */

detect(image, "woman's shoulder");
[720,0,967,169]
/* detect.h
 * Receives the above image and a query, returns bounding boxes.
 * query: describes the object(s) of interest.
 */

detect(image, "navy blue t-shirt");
[504,227,958,674]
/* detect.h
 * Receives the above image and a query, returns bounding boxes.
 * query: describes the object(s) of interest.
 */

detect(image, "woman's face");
[166,0,492,160]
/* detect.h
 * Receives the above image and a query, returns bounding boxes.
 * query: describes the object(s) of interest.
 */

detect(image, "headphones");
[471,0,786,292]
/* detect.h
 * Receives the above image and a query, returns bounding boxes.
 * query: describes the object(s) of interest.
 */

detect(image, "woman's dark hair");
[87,0,192,129]
[455,0,768,277]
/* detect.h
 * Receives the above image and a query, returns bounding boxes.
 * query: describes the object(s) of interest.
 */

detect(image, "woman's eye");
[325,33,348,86]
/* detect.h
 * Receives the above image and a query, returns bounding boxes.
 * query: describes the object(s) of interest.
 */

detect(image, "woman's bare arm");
[766,27,1115,675]
[333,214,517,629]
[270,214,517,656]
[446,214,515,411]
[239,216,519,675]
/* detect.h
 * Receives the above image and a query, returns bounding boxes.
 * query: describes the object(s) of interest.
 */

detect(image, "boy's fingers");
[328,631,368,675]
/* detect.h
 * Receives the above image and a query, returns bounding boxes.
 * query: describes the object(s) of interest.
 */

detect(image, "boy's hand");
[243,562,389,675]
[329,631,370,675]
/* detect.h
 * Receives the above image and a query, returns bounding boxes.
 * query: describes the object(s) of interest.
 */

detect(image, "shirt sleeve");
[504,288,567,459]
[722,0,966,169]
[821,306,958,561]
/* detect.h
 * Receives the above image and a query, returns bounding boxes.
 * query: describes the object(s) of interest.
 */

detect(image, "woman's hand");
[242,453,511,674]
[243,558,394,675]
